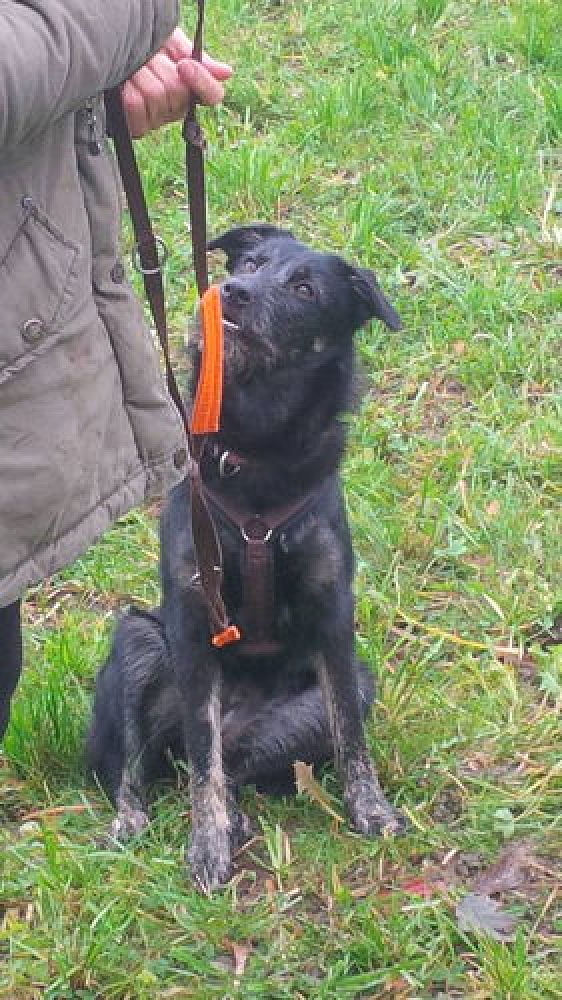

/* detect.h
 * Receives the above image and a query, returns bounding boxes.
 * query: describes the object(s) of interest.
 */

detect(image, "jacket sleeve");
[0,0,179,150]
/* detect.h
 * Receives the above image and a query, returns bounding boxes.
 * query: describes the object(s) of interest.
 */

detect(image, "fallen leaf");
[293,761,344,823]
[222,938,251,979]
[400,877,435,899]
[473,840,538,896]
[494,646,537,678]
[0,900,34,930]
[381,976,411,997]
[456,892,518,941]
[20,803,91,822]
[232,942,250,978]
[452,340,467,356]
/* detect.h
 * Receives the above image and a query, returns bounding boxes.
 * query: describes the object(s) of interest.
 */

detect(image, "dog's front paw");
[346,790,408,837]
[344,758,408,837]
[110,803,150,842]
[186,826,232,893]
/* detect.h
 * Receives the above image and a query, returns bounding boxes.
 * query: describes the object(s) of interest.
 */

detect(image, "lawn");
[1,0,561,996]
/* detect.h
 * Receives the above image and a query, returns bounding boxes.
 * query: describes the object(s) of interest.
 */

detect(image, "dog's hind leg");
[110,609,166,841]
[224,684,332,794]
[223,658,375,794]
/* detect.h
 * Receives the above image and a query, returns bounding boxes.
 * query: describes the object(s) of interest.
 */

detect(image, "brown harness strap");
[242,516,278,655]
[204,485,321,657]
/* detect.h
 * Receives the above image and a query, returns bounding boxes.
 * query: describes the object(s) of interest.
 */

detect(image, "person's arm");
[0,0,178,149]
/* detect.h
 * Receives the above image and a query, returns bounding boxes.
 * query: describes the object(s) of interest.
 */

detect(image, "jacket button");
[22,318,46,344]
[110,259,125,283]
[173,447,187,469]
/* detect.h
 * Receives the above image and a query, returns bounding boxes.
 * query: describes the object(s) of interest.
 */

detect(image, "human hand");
[123,27,232,138]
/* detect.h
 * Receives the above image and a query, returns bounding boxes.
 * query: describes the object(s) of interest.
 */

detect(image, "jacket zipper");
[85,104,102,155]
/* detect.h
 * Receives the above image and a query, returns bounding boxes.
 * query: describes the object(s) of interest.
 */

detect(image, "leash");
[104,1,239,648]
[183,0,209,299]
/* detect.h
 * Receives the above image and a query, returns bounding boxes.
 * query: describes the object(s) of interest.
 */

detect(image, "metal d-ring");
[219,451,241,478]
[132,236,169,276]
[241,517,273,544]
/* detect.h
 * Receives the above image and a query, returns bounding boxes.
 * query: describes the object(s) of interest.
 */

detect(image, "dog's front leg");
[317,597,407,836]
[167,595,235,892]
[186,667,232,892]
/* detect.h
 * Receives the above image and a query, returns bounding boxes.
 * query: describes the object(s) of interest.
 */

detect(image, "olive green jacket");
[0,0,187,605]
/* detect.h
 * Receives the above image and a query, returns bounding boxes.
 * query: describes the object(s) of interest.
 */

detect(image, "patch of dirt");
[415,376,473,438]
[526,613,562,649]
[0,759,33,824]
[459,748,534,783]
[371,369,474,442]
[430,785,465,824]
[433,841,562,937]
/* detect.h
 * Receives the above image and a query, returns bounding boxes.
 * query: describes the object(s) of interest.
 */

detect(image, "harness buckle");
[241,516,273,544]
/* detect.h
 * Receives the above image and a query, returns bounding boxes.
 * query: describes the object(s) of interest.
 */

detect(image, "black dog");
[88,224,406,891]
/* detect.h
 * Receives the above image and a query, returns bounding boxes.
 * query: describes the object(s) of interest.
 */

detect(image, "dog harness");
[203,473,323,657]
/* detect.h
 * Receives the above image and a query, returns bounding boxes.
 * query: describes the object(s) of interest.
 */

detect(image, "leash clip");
[219,450,241,478]
[132,235,168,276]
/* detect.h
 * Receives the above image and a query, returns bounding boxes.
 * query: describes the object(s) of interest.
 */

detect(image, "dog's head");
[205,224,401,381]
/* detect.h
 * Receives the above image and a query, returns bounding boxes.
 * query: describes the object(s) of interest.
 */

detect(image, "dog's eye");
[242,257,258,273]
[294,281,314,299]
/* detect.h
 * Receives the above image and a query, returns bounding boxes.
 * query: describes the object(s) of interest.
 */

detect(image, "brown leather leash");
[183,0,209,299]
[104,0,238,647]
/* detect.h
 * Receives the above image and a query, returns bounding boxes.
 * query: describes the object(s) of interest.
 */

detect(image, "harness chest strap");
[203,485,321,656]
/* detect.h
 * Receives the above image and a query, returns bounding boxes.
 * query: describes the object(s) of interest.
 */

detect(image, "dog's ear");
[207,224,295,272]
[350,267,402,330]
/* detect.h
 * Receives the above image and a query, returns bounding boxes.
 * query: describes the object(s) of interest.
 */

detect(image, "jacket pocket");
[0,197,80,381]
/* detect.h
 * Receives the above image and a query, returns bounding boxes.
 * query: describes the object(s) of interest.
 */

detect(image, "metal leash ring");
[132,235,169,276]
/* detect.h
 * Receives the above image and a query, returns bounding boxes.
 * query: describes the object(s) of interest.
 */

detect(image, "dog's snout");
[222,279,252,307]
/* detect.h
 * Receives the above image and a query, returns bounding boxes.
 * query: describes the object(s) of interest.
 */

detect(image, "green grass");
[2,0,561,996]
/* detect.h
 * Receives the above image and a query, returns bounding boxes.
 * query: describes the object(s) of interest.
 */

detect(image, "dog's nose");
[222,279,252,307]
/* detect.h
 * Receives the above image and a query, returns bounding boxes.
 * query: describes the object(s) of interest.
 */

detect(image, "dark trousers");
[0,600,23,740]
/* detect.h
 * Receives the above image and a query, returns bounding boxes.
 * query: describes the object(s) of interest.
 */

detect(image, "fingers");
[163,27,233,81]
[176,59,225,106]
[123,53,226,138]
[121,79,149,138]
[123,57,174,137]
[161,26,194,60]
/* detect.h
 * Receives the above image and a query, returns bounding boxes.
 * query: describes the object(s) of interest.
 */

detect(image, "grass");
[2,0,561,996]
